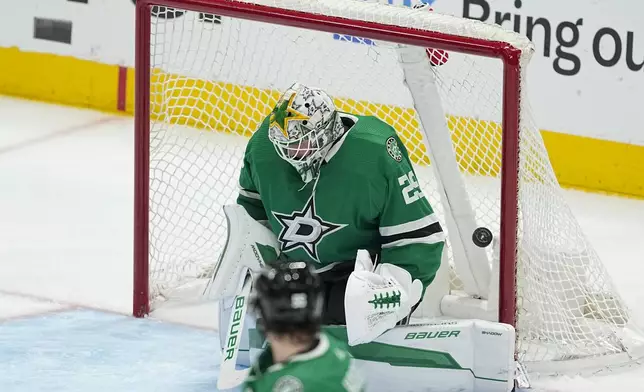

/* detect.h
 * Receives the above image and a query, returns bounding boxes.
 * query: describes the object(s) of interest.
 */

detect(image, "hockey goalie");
[210,80,517,391]
[208,23,518,388]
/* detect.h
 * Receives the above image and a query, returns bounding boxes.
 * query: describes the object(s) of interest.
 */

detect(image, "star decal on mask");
[269,93,310,138]
[272,196,346,262]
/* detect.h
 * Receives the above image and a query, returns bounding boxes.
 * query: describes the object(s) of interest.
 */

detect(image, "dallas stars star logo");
[269,92,310,138]
[272,197,346,262]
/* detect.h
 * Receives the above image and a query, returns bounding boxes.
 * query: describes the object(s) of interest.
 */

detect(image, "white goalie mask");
[267,83,345,184]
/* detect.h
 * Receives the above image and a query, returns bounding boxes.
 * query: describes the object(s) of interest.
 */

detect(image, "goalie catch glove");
[344,250,423,346]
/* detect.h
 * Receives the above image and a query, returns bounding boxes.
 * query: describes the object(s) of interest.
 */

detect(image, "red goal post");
[133,0,522,326]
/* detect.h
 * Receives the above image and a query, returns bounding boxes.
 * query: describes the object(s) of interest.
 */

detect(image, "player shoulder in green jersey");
[243,261,365,392]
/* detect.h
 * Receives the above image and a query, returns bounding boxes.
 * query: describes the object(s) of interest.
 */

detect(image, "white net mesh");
[143,0,642,369]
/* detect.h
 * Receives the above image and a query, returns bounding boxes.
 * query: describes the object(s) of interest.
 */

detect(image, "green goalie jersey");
[242,332,365,392]
[237,112,444,290]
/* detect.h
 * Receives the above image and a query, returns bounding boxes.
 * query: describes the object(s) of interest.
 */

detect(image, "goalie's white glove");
[344,250,423,346]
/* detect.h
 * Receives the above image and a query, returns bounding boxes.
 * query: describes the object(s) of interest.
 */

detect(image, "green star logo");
[269,93,309,137]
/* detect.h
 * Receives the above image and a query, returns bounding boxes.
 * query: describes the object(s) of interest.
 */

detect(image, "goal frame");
[132,0,522,328]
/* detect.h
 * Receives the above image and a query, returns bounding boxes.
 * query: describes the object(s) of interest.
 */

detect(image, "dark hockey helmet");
[250,261,324,335]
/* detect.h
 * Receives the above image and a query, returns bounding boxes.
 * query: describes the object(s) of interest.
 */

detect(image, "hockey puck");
[472,227,493,248]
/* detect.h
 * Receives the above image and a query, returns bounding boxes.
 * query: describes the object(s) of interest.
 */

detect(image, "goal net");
[134,0,643,372]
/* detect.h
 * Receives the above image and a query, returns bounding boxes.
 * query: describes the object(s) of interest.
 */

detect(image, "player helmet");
[267,83,345,184]
[250,261,324,336]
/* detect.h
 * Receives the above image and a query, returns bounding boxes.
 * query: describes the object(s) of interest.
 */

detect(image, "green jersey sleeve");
[378,134,445,292]
[237,145,268,222]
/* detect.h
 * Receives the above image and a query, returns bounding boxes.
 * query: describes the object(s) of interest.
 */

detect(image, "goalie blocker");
[206,205,519,392]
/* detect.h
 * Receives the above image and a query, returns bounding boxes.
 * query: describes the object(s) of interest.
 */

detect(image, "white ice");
[0,96,643,391]
[0,310,222,392]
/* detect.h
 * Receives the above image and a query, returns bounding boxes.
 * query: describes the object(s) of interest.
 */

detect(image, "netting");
[141,0,642,369]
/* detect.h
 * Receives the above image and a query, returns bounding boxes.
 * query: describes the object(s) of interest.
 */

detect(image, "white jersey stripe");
[238,188,261,200]
[379,214,440,237]
[381,232,446,249]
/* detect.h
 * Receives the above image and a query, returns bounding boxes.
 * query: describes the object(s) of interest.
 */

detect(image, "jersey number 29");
[398,170,423,204]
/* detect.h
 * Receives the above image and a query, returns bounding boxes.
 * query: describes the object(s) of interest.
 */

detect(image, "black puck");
[472,227,493,248]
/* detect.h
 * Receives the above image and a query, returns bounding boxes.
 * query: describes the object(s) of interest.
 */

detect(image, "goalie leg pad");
[218,293,256,367]
[350,319,516,392]
[207,205,279,367]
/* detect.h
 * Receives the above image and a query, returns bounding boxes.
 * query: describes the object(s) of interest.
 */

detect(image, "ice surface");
[0,97,133,314]
[0,310,226,392]
[0,96,642,391]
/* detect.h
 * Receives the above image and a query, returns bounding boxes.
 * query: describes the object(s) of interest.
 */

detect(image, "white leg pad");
[353,319,516,392]
[219,294,256,367]
[206,205,279,367]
